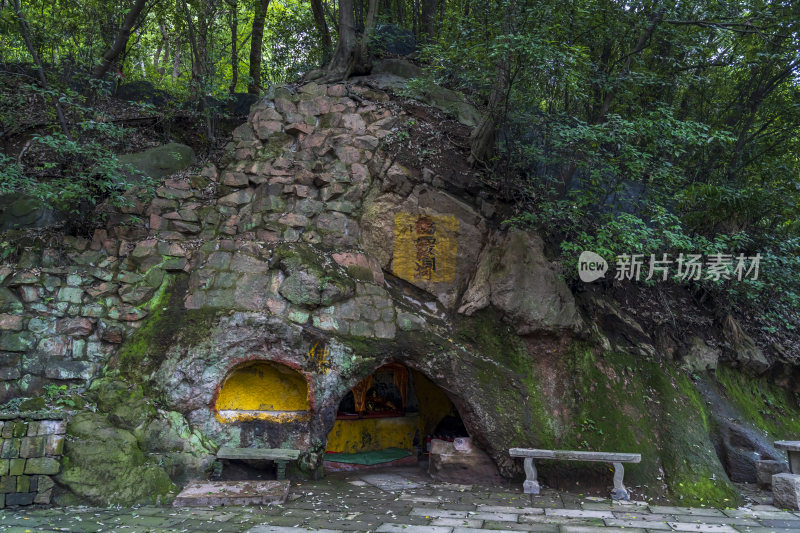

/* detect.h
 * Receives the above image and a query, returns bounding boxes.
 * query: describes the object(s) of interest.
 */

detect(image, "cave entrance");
[215,361,310,423]
[324,364,468,471]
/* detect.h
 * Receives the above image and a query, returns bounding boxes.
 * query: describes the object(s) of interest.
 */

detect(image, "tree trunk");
[248,0,270,94]
[153,39,163,74]
[91,0,148,80]
[325,0,357,78]
[325,0,375,80]
[228,0,238,93]
[12,0,71,138]
[310,0,331,62]
[179,0,202,90]
[421,0,435,42]
[158,24,170,77]
[468,60,509,165]
[360,0,379,58]
[172,46,181,82]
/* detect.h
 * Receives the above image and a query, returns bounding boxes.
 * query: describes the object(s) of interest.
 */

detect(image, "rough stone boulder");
[414,85,481,127]
[118,143,195,180]
[115,81,170,107]
[428,438,502,485]
[274,243,355,308]
[56,379,214,505]
[722,315,770,374]
[0,196,63,231]
[372,59,423,79]
[57,411,177,505]
[682,336,720,371]
[458,230,583,335]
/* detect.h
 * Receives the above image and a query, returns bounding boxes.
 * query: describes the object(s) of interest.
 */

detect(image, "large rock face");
[0,78,781,507]
[458,230,583,335]
[361,186,487,309]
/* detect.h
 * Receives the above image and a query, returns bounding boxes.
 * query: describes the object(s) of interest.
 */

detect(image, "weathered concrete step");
[173,480,289,507]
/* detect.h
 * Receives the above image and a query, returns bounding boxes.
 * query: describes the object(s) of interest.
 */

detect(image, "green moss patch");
[654,369,740,507]
[116,274,220,378]
[454,310,556,448]
[548,344,739,506]
[713,364,800,439]
[553,346,663,492]
[57,411,177,506]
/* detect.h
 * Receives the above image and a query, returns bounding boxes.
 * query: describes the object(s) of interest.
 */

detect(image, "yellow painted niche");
[325,414,419,453]
[215,362,310,423]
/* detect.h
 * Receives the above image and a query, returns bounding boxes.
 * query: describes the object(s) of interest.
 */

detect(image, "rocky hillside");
[1,66,799,507]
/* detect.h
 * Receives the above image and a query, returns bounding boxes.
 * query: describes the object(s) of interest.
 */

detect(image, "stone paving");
[1,467,799,532]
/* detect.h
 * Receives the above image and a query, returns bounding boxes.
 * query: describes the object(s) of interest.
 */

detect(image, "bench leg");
[788,450,800,475]
[522,457,540,495]
[276,460,287,480]
[211,459,223,480]
[611,462,630,501]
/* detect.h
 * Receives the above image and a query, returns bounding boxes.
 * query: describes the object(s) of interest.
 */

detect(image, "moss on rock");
[115,274,219,378]
[273,242,354,307]
[57,379,215,504]
[454,310,556,448]
[654,369,740,507]
[57,411,177,506]
[713,364,800,439]
[554,346,663,492]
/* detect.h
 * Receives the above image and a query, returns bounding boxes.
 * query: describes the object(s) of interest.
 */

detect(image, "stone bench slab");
[217,447,301,461]
[774,441,800,474]
[509,448,641,501]
[215,447,301,480]
[509,448,641,463]
[775,441,800,452]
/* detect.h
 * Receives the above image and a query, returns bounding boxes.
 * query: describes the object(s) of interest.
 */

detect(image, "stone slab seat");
[216,447,301,480]
[775,441,800,474]
[509,447,642,501]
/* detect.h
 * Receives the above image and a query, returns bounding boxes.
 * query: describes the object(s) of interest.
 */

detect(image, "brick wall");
[0,413,66,507]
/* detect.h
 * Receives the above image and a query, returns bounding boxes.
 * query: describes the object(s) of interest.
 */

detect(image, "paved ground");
[1,467,799,532]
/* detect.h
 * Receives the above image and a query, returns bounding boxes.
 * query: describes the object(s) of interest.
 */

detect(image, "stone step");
[173,480,289,507]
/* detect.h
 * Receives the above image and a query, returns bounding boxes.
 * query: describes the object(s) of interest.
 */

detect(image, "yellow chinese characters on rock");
[392,213,458,283]
[307,342,331,375]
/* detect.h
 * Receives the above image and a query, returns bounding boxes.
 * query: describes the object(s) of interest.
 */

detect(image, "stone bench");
[773,441,800,510]
[775,441,800,474]
[509,448,641,501]
[216,447,301,480]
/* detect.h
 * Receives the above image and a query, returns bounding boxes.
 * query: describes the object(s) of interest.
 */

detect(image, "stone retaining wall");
[0,412,66,507]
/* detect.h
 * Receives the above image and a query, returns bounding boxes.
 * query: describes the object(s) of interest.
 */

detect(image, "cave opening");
[324,364,468,471]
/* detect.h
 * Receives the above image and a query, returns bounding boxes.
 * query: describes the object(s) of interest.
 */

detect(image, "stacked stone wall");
[0,413,66,507]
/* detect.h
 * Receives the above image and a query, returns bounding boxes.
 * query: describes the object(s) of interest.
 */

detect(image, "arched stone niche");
[215,360,311,423]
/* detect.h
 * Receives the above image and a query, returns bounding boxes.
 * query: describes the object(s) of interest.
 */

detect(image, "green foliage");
[0,85,151,229]
[43,383,83,408]
[423,0,800,335]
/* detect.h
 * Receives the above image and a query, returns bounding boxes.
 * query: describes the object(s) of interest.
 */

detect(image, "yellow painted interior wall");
[215,361,310,412]
[325,414,420,453]
[411,370,456,436]
[325,370,457,454]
